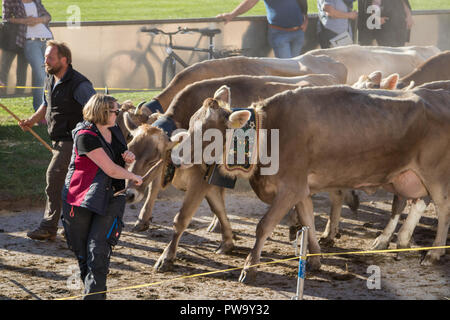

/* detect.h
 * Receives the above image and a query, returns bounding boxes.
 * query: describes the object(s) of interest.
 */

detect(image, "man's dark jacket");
[44,65,91,142]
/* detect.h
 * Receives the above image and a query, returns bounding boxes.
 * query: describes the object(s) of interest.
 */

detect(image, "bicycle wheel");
[102,50,156,90]
[162,56,177,88]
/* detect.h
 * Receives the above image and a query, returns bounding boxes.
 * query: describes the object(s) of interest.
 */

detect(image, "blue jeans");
[24,39,46,111]
[267,27,305,59]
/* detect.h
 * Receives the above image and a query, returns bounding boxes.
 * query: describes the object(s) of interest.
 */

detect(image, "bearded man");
[19,40,96,241]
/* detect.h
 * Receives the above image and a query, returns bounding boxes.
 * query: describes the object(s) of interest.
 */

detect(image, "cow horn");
[134,101,146,115]
[124,111,138,133]
[404,81,415,91]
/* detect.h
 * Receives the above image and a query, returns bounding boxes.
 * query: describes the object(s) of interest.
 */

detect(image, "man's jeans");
[39,140,73,233]
[268,27,305,59]
[24,39,46,111]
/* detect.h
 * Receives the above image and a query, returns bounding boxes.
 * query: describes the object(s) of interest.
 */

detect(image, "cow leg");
[397,198,429,248]
[287,207,302,242]
[371,195,407,250]
[320,190,344,245]
[154,175,209,272]
[421,190,449,265]
[205,187,234,254]
[344,190,360,214]
[133,177,162,232]
[395,197,430,260]
[295,196,322,271]
[239,190,301,283]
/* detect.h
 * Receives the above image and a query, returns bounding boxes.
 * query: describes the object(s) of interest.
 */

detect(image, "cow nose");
[125,189,135,203]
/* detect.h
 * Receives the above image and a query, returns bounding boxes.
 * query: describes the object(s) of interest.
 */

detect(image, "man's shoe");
[27,228,56,241]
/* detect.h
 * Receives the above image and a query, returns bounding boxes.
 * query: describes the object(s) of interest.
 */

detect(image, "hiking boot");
[27,228,56,241]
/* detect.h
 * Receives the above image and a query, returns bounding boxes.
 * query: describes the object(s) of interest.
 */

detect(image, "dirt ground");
[0,186,448,300]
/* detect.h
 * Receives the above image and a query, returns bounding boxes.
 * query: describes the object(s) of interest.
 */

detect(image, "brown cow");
[125,74,344,232]
[135,54,348,116]
[397,50,450,89]
[328,73,449,252]
[174,82,449,282]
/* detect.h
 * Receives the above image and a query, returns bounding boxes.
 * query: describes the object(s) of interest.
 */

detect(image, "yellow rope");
[56,245,449,300]
[0,85,156,91]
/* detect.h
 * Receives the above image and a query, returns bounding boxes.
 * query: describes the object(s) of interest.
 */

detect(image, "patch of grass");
[0,91,158,202]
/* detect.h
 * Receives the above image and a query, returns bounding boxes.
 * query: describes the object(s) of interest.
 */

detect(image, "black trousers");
[61,195,126,300]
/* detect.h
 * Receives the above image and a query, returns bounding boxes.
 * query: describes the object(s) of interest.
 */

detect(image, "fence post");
[292,226,309,300]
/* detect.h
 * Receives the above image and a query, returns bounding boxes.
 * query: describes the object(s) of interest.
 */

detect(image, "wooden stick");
[0,102,53,153]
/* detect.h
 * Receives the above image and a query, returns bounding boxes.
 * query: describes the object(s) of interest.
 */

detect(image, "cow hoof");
[306,257,321,272]
[319,236,335,246]
[395,252,406,261]
[215,242,234,255]
[420,251,440,266]
[370,237,390,250]
[154,257,174,272]
[238,268,257,284]
[132,221,150,232]
[289,225,302,242]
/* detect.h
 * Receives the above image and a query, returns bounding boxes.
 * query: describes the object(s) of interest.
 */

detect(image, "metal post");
[292,226,309,300]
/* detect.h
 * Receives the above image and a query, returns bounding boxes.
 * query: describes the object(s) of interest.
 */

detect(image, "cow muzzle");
[125,188,143,204]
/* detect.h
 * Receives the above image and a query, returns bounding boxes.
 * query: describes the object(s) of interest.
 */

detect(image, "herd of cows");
[114,44,449,283]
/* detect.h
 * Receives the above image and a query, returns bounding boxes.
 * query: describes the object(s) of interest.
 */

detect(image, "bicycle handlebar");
[140,26,221,37]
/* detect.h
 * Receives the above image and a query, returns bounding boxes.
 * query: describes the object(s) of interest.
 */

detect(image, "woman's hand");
[216,12,234,24]
[405,13,414,29]
[300,15,308,31]
[347,11,358,20]
[132,174,143,186]
[122,150,136,164]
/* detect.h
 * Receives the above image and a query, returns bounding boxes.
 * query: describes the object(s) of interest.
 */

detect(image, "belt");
[26,37,52,41]
[268,24,302,32]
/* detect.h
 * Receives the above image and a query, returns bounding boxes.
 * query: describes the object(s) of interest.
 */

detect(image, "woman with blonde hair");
[61,93,142,299]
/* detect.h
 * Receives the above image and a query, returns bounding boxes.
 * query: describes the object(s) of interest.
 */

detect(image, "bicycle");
[101,32,160,90]
[140,26,241,87]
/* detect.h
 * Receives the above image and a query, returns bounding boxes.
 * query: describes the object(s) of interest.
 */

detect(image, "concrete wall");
[1,11,449,94]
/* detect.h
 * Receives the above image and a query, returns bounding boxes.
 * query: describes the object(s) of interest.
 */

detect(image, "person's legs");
[24,40,46,111]
[27,141,73,240]
[16,50,28,94]
[0,50,16,85]
[61,203,93,282]
[289,29,305,58]
[267,28,292,59]
[84,196,126,300]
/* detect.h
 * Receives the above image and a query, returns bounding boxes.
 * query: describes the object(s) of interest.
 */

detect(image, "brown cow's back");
[155,55,347,109]
[398,51,450,88]
[166,74,339,129]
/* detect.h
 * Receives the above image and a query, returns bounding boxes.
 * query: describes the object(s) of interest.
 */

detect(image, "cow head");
[117,101,151,143]
[123,112,182,203]
[171,85,252,173]
[353,71,400,90]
